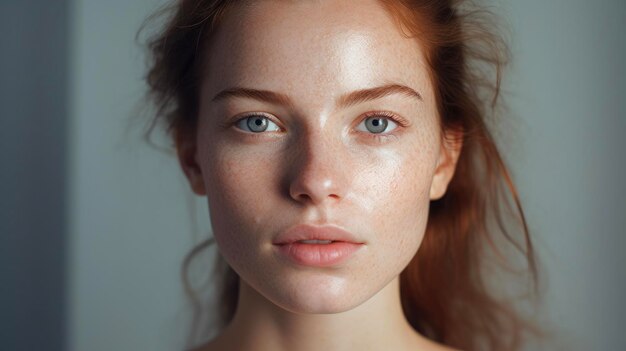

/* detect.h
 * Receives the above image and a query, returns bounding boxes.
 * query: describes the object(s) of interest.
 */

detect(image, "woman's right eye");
[235,115,281,133]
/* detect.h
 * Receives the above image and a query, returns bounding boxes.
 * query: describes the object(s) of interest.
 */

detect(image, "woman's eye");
[235,115,281,133]
[356,116,398,134]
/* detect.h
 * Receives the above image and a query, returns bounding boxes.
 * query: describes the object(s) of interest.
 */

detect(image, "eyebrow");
[211,83,422,109]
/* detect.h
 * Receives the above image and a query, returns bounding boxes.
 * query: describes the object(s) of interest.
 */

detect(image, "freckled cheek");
[359,147,435,261]
[204,146,276,203]
[200,149,274,250]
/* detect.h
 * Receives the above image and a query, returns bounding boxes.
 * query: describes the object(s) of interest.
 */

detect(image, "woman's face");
[181,0,459,313]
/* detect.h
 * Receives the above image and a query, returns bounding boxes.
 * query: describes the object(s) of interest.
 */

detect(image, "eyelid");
[361,110,411,127]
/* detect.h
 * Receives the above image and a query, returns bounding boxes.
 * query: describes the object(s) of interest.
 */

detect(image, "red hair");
[141,0,543,349]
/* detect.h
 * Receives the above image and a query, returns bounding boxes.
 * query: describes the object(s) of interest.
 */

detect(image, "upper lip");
[273,224,364,245]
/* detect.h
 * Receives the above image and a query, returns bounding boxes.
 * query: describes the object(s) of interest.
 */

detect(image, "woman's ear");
[175,127,207,195]
[429,128,463,200]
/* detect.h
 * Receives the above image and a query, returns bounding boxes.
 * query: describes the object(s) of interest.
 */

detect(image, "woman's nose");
[287,132,351,206]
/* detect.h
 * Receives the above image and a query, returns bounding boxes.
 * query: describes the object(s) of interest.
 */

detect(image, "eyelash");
[230,110,408,142]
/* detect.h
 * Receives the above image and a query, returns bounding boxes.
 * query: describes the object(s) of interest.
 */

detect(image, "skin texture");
[177,0,462,350]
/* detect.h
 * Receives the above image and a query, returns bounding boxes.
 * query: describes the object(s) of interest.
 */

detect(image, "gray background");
[1,0,624,350]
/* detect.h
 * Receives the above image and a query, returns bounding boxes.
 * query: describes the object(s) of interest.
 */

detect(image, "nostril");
[289,184,341,205]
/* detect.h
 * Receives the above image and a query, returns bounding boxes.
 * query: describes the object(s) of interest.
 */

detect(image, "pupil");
[255,118,263,126]
[372,119,380,126]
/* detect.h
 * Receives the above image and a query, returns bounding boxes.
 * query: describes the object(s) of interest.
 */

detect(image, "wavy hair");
[140,0,543,349]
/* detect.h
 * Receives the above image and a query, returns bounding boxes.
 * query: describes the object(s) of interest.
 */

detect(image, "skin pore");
[177,0,462,350]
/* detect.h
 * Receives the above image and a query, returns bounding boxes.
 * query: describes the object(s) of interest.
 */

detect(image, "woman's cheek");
[368,140,435,240]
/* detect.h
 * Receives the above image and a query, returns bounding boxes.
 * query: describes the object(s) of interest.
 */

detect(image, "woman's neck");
[201,276,453,351]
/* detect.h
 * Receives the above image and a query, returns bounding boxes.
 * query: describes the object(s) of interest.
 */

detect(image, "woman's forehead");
[201,0,433,109]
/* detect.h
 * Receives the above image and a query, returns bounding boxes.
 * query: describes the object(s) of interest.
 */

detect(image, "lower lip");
[274,242,364,267]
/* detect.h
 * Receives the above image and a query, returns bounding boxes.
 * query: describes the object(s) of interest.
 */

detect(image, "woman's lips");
[272,224,364,245]
[275,241,364,267]
[273,224,365,267]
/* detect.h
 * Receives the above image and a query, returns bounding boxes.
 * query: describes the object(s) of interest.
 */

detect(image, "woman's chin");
[253,274,378,315]
[270,294,365,315]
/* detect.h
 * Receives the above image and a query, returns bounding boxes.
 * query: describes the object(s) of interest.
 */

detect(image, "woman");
[142,0,541,350]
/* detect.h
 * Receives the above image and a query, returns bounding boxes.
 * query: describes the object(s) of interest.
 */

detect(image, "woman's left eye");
[356,116,398,134]
[235,115,281,133]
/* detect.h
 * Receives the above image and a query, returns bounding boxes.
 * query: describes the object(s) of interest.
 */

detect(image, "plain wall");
[1,1,69,350]
[66,0,207,350]
[1,0,624,350]
[503,1,626,349]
